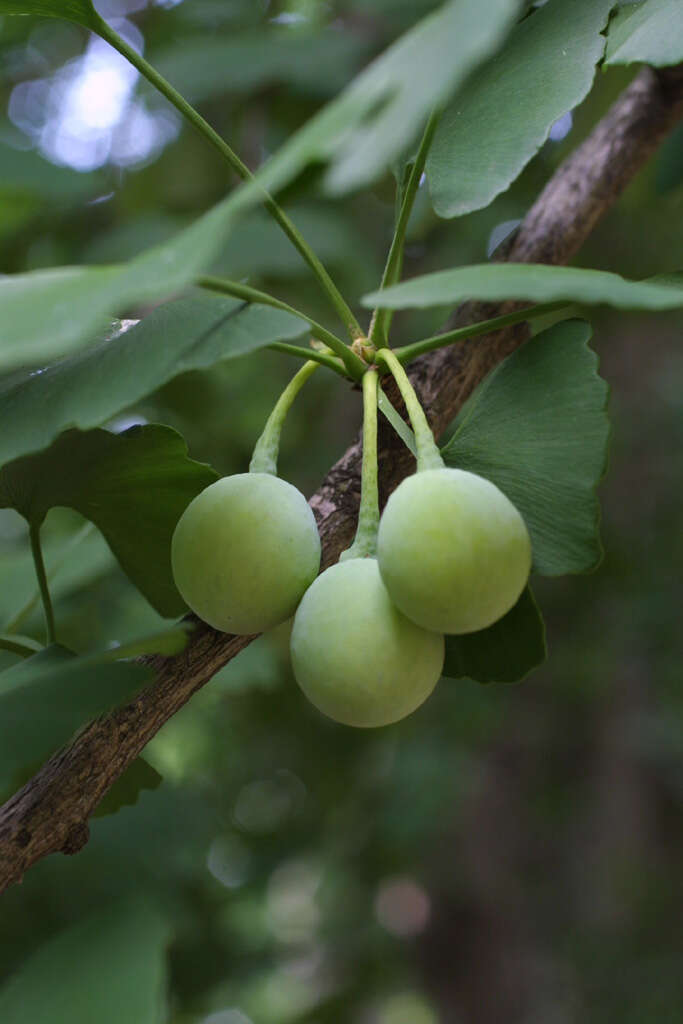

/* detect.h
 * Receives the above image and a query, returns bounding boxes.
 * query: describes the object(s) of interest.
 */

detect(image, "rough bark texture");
[1,64,682,894]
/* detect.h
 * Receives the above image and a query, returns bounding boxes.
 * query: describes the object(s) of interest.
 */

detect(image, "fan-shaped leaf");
[0,293,306,468]
[442,320,609,575]
[605,0,683,68]
[443,586,546,683]
[0,425,217,616]
[254,0,521,196]
[0,901,169,1024]
[0,645,150,797]
[428,0,613,217]
[0,0,98,25]
[94,758,163,819]
[363,263,683,311]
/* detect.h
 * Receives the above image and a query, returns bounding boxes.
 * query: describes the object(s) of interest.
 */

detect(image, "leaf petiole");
[377,386,417,457]
[198,275,365,379]
[268,342,348,377]
[0,633,44,659]
[369,110,441,348]
[92,15,363,341]
[29,523,56,645]
[4,522,95,636]
[376,348,443,472]
[394,302,570,364]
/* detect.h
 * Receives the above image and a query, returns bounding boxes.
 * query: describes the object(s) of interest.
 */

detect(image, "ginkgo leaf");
[443,586,546,683]
[364,263,683,311]
[442,320,609,576]
[0,426,218,616]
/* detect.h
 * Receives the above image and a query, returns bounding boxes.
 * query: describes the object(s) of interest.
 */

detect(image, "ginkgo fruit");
[377,468,531,634]
[172,473,320,635]
[290,557,444,728]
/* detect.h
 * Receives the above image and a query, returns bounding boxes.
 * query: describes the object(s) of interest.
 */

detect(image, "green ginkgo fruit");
[377,468,531,634]
[172,473,320,635]
[290,557,444,728]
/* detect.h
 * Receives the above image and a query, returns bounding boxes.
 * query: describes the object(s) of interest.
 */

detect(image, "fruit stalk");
[376,349,444,472]
[341,369,380,561]
[249,361,319,475]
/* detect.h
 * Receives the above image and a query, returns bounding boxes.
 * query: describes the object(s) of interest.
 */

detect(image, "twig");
[1,64,682,894]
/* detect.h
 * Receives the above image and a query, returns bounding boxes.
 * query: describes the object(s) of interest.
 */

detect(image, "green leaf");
[0,3,515,366]
[103,624,192,661]
[94,758,163,819]
[0,0,99,25]
[428,0,613,218]
[442,586,546,683]
[151,28,371,102]
[0,901,169,1024]
[254,0,521,196]
[0,144,104,202]
[0,645,150,797]
[0,183,259,374]
[0,2,517,367]
[363,263,683,311]
[605,0,683,68]
[0,426,218,616]
[442,319,609,575]
[0,524,114,632]
[0,293,306,468]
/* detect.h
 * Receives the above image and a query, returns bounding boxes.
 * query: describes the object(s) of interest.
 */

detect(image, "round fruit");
[171,473,320,635]
[377,468,531,635]
[290,558,444,728]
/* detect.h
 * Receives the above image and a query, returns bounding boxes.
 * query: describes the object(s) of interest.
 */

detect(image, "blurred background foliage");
[0,1,682,1021]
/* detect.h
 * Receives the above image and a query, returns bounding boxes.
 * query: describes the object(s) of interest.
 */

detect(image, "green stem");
[377,385,417,457]
[0,633,43,659]
[250,361,319,475]
[376,349,444,472]
[93,16,363,341]
[268,342,348,377]
[369,110,441,348]
[29,523,56,645]
[4,522,94,635]
[341,369,380,561]
[198,275,365,379]
[394,302,570,364]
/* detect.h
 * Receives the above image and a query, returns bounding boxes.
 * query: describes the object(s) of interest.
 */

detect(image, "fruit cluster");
[171,360,531,728]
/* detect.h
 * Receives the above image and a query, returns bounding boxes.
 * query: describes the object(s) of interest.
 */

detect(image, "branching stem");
[198,275,364,378]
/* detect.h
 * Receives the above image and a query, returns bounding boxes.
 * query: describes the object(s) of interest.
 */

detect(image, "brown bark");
[1,63,682,894]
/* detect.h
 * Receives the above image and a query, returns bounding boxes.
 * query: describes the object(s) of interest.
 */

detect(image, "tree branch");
[2,64,682,894]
